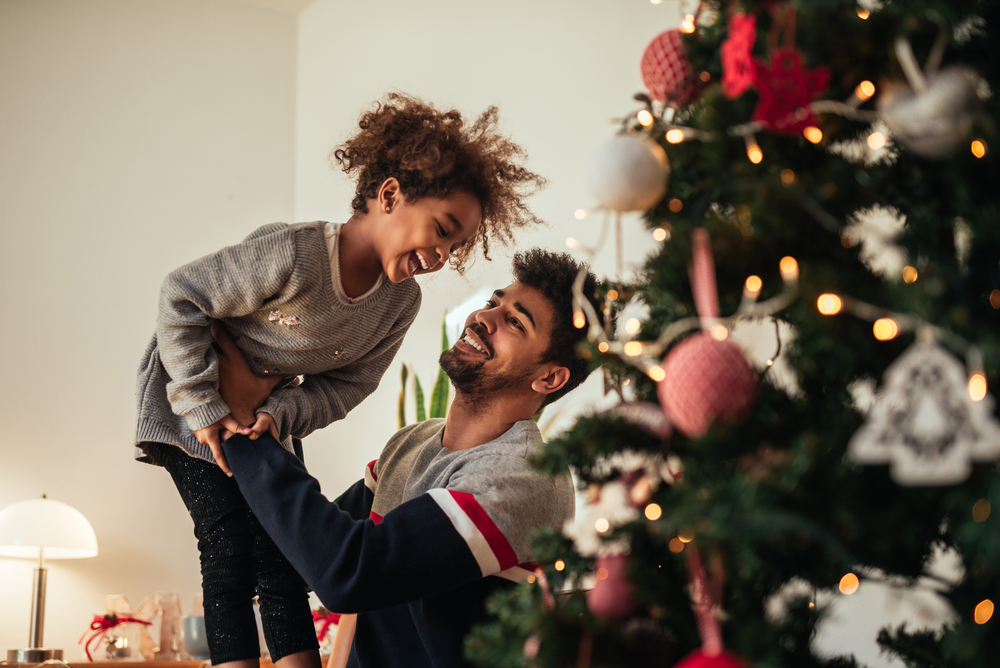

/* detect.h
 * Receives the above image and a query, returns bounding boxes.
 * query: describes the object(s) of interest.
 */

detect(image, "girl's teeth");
[418,253,429,270]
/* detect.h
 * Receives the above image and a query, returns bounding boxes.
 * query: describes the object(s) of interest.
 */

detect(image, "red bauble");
[674,648,749,668]
[586,553,638,622]
[641,29,700,106]
[657,333,759,438]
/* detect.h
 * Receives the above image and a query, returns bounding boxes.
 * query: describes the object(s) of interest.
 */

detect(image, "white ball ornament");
[587,133,670,212]
[877,67,982,159]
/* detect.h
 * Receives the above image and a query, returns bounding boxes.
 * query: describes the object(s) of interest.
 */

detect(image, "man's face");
[439,281,555,402]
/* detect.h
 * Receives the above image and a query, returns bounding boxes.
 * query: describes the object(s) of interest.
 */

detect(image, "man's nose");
[473,309,497,333]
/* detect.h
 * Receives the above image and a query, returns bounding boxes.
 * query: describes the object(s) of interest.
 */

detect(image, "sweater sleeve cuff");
[184,399,231,432]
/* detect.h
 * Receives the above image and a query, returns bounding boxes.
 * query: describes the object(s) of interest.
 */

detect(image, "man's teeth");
[462,333,485,353]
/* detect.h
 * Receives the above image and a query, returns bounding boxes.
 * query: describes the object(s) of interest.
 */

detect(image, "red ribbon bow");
[311,609,342,642]
[79,614,153,661]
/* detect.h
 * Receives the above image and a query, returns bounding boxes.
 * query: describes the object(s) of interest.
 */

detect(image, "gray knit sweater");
[135,221,421,464]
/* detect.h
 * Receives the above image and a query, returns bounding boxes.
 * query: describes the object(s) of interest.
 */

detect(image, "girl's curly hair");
[331,93,546,273]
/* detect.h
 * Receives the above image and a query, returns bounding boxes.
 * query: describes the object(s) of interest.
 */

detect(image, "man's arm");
[223,433,484,613]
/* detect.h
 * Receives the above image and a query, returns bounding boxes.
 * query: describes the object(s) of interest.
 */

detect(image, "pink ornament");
[673,648,750,668]
[641,29,700,105]
[658,334,758,438]
[586,553,638,622]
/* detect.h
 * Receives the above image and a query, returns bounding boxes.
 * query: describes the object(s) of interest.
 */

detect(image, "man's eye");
[485,299,496,308]
[510,317,523,331]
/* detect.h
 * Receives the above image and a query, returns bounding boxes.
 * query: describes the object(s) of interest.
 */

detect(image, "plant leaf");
[430,313,450,418]
[398,364,408,429]
[414,372,427,422]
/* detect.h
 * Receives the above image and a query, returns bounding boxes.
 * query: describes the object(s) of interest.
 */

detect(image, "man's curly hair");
[331,93,546,273]
[512,248,603,407]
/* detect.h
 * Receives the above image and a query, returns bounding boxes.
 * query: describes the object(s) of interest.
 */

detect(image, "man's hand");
[212,321,284,424]
[194,414,251,476]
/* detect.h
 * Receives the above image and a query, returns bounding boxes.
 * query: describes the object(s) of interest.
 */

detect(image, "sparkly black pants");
[158,444,319,664]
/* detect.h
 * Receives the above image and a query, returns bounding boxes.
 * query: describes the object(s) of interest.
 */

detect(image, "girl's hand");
[194,415,251,476]
[249,412,280,442]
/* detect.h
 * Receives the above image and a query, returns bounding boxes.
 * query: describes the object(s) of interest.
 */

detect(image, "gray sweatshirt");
[135,221,421,464]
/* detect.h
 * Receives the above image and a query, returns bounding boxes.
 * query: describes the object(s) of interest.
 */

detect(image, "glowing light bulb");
[595,518,610,533]
[606,289,619,301]
[677,526,694,543]
[598,341,609,353]
[710,324,729,341]
[554,559,566,571]
[817,294,843,315]
[747,143,763,164]
[699,71,711,82]
[867,132,886,150]
[873,318,898,341]
[625,318,641,334]
[668,538,685,553]
[566,237,579,249]
[779,256,799,282]
[637,110,654,127]
[653,227,668,241]
[648,366,665,382]
[856,6,870,19]
[744,275,763,296]
[780,169,795,186]
[969,373,987,401]
[972,499,991,522]
[975,599,994,624]
[680,15,695,33]
[650,0,664,5]
[596,567,609,580]
[666,129,684,144]
[668,198,683,212]
[574,311,586,329]
[644,503,662,520]
[803,126,823,144]
[902,266,918,283]
[839,573,860,595]
[972,139,988,158]
[856,80,876,100]
[624,341,644,356]
[575,209,587,220]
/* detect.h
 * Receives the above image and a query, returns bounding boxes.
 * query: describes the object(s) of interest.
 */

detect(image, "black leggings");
[157,444,318,663]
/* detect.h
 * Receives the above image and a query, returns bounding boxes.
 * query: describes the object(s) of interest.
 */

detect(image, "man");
[220,248,602,667]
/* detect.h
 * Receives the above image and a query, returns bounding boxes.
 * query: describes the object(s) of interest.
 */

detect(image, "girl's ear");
[531,365,570,397]
[377,177,402,212]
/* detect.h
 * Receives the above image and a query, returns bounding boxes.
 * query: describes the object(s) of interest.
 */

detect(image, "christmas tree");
[465,1,999,666]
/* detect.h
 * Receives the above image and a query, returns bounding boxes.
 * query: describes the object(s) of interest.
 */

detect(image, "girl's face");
[378,190,482,282]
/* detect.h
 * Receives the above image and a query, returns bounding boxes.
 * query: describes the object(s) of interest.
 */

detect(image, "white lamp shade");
[0,498,98,559]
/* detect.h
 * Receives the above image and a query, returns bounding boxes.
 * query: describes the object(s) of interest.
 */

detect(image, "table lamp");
[0,495,99,663]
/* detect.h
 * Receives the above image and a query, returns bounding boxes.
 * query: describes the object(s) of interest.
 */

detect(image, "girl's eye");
[437,223,447,237]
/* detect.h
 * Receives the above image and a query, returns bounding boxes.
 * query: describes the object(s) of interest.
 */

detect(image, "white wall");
[0,0,296,658]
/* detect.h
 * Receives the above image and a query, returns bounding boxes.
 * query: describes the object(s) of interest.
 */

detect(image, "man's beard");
[439,344,532,407]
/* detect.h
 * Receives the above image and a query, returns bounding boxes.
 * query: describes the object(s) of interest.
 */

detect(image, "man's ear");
[531,365,571,397]
[377,177,401,212]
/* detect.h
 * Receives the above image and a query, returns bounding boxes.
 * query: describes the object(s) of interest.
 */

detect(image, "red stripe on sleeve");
[367,460,378,482]
[369,511,383,524]
[448,490,518,570]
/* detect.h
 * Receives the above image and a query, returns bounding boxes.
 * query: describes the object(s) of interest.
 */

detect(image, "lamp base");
[7,648,63,663]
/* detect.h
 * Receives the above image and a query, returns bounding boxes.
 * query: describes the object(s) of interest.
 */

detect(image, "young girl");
[133,93,544,668]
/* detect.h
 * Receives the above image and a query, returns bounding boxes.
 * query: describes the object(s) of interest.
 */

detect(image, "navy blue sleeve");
[224,433,483,613]
[331,479,371,522]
